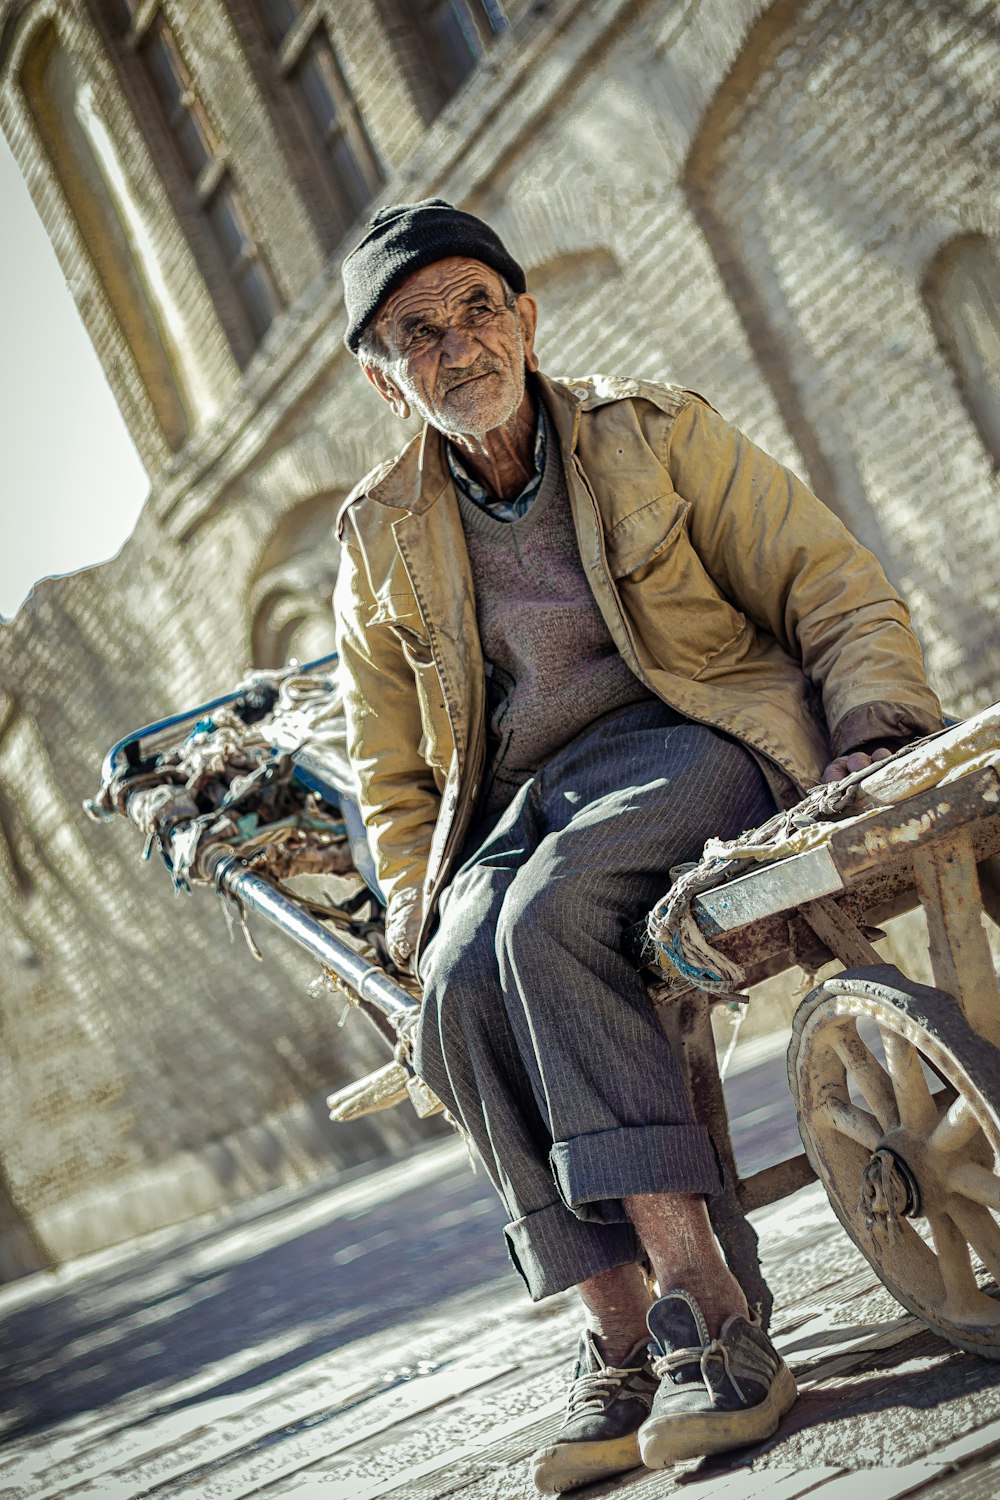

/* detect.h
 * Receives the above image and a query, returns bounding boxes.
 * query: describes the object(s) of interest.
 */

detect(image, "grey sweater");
[456,407,654,819]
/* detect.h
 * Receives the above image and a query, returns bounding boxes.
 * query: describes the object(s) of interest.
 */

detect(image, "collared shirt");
[446,408,547,522]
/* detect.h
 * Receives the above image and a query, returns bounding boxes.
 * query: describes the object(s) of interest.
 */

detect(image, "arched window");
[0,700,70,904]
[249,0,384,254]
[923,234,1000,471]
[104,0,283,364]
[21,22,189,449]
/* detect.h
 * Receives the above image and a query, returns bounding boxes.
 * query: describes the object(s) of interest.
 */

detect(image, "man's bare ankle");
[622,1192,750,1336]
[576,1263,653,1367]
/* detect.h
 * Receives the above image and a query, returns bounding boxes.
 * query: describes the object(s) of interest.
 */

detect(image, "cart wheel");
[788,963,1000,1358]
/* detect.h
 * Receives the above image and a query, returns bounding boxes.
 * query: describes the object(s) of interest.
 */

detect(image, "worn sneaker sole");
[532,1432,643,1494]
[638,1361,798,1467]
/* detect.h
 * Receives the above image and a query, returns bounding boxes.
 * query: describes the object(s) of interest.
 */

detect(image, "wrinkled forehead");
[376,256,507,335]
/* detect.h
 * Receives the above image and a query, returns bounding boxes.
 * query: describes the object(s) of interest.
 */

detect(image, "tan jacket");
[335,373,941,957]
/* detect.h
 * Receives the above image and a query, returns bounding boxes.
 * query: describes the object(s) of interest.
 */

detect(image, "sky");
[0,134,149,621]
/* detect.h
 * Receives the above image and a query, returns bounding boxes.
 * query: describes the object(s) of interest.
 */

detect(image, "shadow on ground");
[0,1149,514,1445]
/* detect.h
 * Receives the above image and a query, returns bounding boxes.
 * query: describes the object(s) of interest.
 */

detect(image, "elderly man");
[334,199,941,1493]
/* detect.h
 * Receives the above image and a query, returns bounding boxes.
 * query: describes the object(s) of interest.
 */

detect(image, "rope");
[858,1148,913,1243]
[645,716,1000,994]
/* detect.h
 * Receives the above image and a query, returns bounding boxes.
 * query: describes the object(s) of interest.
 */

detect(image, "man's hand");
[819,746,893,784]
[385,886,424,970]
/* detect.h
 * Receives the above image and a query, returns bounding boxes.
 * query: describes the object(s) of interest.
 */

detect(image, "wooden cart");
[650,720,1000,1358]
[90,678,1000,1359]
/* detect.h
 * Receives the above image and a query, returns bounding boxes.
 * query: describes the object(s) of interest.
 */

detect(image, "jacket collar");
[365,371,582,515]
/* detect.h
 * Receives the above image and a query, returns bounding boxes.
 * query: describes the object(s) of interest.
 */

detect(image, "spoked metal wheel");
[788,963,1000,1357]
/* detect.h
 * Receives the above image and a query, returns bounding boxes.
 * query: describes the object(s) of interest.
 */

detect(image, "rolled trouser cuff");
[504,1200,642,1300]
[550,1124,721,1208]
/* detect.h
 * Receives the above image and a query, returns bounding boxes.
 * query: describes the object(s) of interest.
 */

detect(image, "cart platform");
[89,676,1000,1357]
[642,706,1000,1353]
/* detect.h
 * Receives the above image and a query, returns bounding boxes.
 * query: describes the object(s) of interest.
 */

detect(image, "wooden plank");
[3,1288,577,1500]
[4,1142,492,1500]
[266,1345,575,1499]
[738,1151,817,1213]
[792,1317,923,1389]
[856,710,1000,809]
[694,844,844,935]
[308,1191,897,1500]
[661,990,773,1323]
[913,830,1000,1048]
[357,1304,929,1500]
[113,1368,524,1500]
[17,1370,400,1500]
[798,897,883,969]
[693,768,999,941]
[278,1397,565,1500]
[776,1308,916,1370]
[828,768,1000,881]
[920,1449,1000,1500]
[609,1466,842,1500]
[795,1414,1000,1500]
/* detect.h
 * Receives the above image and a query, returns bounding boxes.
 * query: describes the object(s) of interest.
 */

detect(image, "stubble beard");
[396,353,526,452]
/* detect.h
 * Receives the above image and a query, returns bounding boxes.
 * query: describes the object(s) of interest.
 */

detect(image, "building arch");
[683,0,1000,705]
[523,244,623,372]
[923,232,1000,472]
[250,490,344,667]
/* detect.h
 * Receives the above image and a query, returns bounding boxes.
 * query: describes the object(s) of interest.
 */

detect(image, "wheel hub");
[791,971,1000,1352]
[859,1145,921,1239]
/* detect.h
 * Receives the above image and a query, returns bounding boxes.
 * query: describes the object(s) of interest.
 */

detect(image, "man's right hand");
[819,746,893,783]
[385,886,423,970]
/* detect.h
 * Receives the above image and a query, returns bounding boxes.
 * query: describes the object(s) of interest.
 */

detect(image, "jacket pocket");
[368,595,447,774]
[605,494,747,679]
[605,494,691,576]
[391,621,435,671]
[369,594,433,666]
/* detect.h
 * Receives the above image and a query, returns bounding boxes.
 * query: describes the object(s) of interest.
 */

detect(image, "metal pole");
[213,855,419,1025]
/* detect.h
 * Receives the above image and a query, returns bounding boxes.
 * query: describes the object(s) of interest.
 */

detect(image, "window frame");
[409,0,511,105]
[95,0,284,366]
[242,0,385,256]
[19,18,190,451]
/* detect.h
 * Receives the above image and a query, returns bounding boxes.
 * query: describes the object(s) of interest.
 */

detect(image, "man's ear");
[361,360,410,420]
[517,293,540,374]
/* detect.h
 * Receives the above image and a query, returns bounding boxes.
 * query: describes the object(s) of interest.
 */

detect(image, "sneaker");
[638,1289,797,1467]
[532,1330,657,1494]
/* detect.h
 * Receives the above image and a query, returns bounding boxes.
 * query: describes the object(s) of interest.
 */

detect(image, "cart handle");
[212,852,418,1026]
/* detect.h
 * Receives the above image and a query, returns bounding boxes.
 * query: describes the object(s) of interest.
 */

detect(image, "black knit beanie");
[342,198,526,354]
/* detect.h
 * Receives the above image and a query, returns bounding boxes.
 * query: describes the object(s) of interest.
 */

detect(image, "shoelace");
[566,1363,648,1417]
[650,1339,734,1406]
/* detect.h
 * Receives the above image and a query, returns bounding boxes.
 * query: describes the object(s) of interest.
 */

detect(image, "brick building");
[0,0,996,1278]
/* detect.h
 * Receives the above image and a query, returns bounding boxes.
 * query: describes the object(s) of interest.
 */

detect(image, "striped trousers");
[414,700,775,1299]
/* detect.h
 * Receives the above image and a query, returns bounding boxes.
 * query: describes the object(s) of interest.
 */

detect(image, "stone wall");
[0,0,996,1276]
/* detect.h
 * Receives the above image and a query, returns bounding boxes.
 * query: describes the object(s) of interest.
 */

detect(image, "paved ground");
[4,1043,1000,1500]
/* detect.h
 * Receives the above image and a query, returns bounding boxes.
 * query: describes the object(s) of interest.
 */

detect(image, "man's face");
[364,257,538,441]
